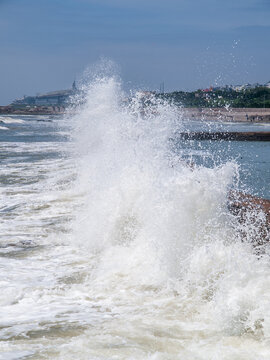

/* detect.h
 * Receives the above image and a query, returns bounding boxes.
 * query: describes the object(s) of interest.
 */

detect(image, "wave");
[1,66,269,359]
[63,70,270,354]
[0,116,25,124]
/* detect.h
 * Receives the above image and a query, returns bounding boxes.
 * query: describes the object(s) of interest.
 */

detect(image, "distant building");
[12,81,77,107]
[202,87,213,92]
[212,85,234,92]
[265,81,270,89]
[232,83,261,92]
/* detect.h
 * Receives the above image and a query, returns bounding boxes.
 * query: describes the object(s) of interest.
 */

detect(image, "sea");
[0,77,270,360]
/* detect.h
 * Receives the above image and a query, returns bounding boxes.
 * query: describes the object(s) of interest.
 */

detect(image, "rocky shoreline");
[179,131,270,141]
[229,192,270,248]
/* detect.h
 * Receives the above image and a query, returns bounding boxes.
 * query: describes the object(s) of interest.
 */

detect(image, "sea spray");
[1,71,270,359]
[66,73,270,350]
[21,73,269,359]
[69,72,236,264]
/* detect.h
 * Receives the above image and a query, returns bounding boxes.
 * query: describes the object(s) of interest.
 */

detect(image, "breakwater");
[179,131,270,141]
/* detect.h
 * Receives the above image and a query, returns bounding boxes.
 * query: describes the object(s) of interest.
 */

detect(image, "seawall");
[179,132,270,141]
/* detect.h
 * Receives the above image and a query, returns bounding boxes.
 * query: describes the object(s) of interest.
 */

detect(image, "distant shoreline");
[0,106,270,123]
[0,106,65,116]
[182,107,270,123]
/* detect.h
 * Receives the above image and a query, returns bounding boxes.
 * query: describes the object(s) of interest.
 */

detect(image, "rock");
[228,191,270,249]
[178,132,270,141]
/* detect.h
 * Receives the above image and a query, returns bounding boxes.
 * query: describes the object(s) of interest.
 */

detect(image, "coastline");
[1,106,270,122]
[0,105,66,115]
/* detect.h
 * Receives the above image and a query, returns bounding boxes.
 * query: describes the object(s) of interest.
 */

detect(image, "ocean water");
[0,77,270,360]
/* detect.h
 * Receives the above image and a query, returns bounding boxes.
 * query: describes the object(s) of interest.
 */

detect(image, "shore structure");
[0,82,77,115]
[179,132,270,141]
[13,81,77,107]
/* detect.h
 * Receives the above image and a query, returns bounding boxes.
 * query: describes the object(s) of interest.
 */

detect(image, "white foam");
[0,116,25,124]
[1,72,269,359]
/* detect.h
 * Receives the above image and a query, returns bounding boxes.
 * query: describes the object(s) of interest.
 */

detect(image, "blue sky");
[0,0,269,104]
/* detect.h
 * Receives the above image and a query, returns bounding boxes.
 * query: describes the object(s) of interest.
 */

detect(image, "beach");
[183,107,270,122]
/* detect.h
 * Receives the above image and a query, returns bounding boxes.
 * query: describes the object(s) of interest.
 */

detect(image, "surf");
[1,67,269,359]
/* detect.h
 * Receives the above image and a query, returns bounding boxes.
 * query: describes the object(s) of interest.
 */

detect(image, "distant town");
[0,80,269,117]
[203,81,270,92]
[158,81,270,109]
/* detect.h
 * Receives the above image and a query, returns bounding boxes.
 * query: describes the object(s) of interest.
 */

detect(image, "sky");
[0,0,269,104]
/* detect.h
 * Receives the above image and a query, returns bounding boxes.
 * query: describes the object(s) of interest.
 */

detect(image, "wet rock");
[179,131,270,141]
[228,191,270,248]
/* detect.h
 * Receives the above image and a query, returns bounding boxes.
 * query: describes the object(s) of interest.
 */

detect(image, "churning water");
[0,77,270,360]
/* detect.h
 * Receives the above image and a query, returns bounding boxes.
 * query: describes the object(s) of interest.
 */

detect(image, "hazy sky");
[0,0,269,104]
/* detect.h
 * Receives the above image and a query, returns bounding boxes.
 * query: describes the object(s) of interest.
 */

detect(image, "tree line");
[158,87,270,108]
